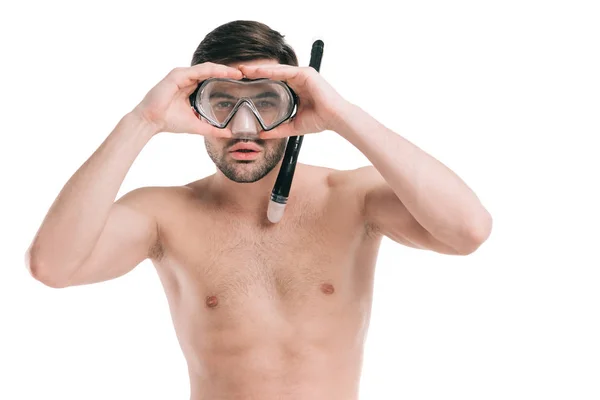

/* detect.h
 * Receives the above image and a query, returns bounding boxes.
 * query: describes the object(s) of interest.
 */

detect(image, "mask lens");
[249,82,293,128]
[199,80,240,125]
[196,79,295,129]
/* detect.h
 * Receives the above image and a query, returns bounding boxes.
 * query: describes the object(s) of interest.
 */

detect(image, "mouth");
[229,148,261,160]
[229,142,262,152]
[228,141,262,160]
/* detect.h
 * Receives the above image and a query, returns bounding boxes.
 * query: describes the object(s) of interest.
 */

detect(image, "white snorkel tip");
[267,200,286,223]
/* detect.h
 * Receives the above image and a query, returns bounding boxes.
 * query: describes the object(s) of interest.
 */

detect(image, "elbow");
[25,248,71,289]
[456,211,493,256]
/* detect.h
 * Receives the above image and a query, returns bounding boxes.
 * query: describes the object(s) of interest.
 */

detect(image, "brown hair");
[191,20,299,67]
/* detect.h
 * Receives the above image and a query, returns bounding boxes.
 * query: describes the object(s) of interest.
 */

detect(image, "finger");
[239,64,297,77]
[170,63,243,88]
[259,120,296,140]
[195,114,232,138]
[239,64,302,81]
[238,63,289,72]
[188,116,231,138]
[209,125,233,138]
[182,81,200,97]
[189,62,244,80]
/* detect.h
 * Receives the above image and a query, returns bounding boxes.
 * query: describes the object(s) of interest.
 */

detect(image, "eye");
[256,101,276,109]
[215,101,234,110]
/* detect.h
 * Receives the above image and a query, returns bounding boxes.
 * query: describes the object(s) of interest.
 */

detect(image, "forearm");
[26,111,156,273]
[333,102,491,249]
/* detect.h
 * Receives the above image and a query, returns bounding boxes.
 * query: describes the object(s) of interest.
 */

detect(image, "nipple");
[320,283,335,295]
[206,295,219,308]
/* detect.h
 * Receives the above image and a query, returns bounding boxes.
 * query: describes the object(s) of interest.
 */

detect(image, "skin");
[25,58,492,399]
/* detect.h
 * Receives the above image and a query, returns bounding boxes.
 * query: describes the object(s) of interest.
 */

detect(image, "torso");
[150,164,383,400]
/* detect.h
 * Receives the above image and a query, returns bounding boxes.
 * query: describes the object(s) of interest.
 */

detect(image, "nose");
[229,103,261,138]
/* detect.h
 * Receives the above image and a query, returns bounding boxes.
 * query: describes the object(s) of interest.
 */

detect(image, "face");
[203,59,289,183]
[204,135,287,183]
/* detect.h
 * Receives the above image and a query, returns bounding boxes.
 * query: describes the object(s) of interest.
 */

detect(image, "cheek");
[203,137,221,152]
[266,138,287,146]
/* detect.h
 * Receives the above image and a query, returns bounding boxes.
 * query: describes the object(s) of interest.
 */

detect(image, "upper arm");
[66,187,163,286]
[346,166,461,255]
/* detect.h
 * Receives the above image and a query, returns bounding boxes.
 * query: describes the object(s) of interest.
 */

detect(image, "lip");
[230,151,261,160]
[229,142,262,152]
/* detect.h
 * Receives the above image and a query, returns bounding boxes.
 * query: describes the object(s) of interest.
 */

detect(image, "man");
[25,20,492,400]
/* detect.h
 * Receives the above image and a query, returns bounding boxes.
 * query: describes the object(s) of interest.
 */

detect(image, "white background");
[1,0,599,399]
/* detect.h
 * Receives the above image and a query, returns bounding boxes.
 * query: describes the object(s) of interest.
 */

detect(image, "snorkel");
[267,39,324,223]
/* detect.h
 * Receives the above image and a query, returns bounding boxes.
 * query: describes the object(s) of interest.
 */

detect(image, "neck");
[208,159,286,213]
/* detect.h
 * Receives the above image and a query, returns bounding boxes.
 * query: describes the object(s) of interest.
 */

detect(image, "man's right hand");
[133,62,243,137]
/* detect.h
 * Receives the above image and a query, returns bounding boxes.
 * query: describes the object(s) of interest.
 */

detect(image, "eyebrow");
[209,91,236,100]
[209,91,280,100]
[253,91,279,99]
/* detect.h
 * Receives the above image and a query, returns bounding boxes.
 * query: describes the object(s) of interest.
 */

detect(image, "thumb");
[185,114,209,135]
[186,111,218,136]
[263,121,296,139]
[196,119,232,138]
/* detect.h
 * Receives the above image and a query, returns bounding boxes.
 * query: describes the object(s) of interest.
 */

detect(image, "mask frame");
[189,77,299,131]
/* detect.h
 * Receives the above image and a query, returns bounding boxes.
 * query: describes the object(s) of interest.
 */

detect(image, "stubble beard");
[205,138,288,183]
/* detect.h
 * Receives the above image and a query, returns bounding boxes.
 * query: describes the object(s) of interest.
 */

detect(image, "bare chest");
[201,218,340,303]
[155,191,376,315]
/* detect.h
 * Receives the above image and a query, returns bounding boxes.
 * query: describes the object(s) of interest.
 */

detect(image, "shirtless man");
[25,21,492,400]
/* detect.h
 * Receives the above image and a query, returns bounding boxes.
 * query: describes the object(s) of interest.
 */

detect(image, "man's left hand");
[238,64,348,138]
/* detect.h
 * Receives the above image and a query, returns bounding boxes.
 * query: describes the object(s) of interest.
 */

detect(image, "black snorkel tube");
[267,39,324,223]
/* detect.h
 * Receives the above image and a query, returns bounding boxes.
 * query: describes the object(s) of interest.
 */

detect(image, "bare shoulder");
[292,163,379,209]
[115,178,212,232]
[322,165,386,237]
[115,179,211,260]
[296,163,377,234]
[292,163,368,187]
[295,163,335,185]
[116,183,202,211]
[326,165,376,188]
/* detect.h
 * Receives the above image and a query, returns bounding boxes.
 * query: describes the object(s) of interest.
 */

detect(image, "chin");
[220,160,273,183]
